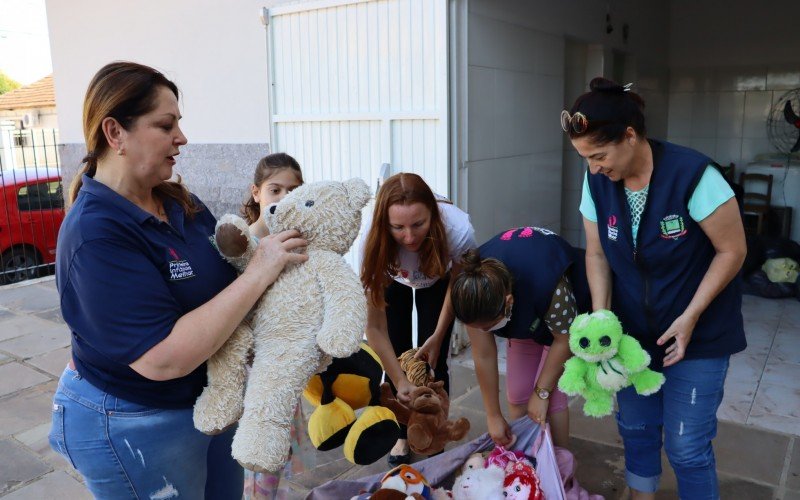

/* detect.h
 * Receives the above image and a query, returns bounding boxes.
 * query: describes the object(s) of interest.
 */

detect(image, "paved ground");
[1,277,799,499]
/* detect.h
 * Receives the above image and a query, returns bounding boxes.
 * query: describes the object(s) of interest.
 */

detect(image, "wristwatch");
[534,386,551,400]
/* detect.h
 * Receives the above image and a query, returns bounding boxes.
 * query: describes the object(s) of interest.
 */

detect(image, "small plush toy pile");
[348,445,544,499]
[451,448,544,500]
[558,309,666,417]
[349,464,450,499]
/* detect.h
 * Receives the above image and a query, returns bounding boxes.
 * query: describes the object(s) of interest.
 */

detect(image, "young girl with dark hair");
[568,77,746,499]
[240,152,311,499]
[242,153,303,238]
[360,172,476,464]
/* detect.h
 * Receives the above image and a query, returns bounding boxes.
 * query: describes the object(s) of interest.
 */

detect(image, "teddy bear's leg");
[629,368,666,396]
[193,321,253,434]
[232,343,319,473]
[582,386,614,418]
[407,424,434,453]
[444,417,471,441]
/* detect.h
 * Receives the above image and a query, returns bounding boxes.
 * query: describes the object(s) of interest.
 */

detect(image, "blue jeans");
[48,366,243,499]
[616,356,729,500]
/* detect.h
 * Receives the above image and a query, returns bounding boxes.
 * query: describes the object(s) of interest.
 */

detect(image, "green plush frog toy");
[558,310,665,417]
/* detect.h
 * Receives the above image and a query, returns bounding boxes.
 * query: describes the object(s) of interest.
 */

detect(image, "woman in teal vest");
[565,78,746,500]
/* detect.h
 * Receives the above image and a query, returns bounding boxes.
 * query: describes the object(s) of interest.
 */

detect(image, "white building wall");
[46,0,270,145]
[0,107,60,169]
[45,0,274,216]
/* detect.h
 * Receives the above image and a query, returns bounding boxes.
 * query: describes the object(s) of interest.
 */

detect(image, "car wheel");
[0,247,41,285]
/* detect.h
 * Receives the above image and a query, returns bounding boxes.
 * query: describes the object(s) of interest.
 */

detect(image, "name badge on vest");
[167,248,196,280]
[607,215,619,242]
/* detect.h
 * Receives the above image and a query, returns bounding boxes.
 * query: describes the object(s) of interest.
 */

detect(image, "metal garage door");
[265,0,449,196]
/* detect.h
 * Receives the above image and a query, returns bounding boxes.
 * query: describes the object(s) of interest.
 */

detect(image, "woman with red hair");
[360,172,476,464]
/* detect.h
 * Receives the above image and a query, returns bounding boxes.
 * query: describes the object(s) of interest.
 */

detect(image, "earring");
[117,147,124,156]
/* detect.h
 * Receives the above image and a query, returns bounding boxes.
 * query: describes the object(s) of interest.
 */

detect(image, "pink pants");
[505,338,568,414]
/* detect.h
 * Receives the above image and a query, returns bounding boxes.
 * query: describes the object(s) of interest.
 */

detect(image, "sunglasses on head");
[560,110,589,134]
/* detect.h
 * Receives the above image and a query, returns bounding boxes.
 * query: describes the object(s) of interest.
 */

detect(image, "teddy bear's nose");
[579,337,589,349]
[599,336,611,347]
[269,204,277,214]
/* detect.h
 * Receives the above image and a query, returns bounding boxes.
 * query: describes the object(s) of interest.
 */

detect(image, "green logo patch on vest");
[659,214,687,239]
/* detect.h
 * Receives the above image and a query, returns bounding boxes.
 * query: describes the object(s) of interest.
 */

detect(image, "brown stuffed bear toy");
[380,381,470,455]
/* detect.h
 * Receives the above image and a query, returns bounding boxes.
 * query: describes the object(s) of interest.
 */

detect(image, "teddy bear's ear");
[342,177,371,211]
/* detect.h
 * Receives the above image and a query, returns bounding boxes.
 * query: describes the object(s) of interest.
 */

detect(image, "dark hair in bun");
[451,249,513,325]
[461,249,483,275]
[566,77,646,144]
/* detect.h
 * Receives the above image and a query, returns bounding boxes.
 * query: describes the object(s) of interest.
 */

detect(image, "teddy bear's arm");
[558,357,588,395]
[379,382,411,424]
[617,334,651,372]
[314,252,367,358]
[213,214,257,273]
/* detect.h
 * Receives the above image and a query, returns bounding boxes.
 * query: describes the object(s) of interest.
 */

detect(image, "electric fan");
[767,88,800,157]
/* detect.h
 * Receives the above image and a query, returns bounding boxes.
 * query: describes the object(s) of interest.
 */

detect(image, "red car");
[0,167,65,284]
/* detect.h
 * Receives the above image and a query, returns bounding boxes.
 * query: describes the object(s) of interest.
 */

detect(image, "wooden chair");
[739,172,773,235]
[720,162,735,183]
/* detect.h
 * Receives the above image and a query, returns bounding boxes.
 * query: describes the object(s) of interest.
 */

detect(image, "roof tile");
[0,75,56,111]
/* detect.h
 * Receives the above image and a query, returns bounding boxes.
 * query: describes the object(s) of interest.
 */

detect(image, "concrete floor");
[0,277,798,499]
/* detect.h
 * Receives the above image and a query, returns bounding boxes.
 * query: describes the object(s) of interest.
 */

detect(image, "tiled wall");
[466,11,565,243]
[666,0,800,171]
[666,67,800,169]
[559,42,598,249]
[465,0,670,246]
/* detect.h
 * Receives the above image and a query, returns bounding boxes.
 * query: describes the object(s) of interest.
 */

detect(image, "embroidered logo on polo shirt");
[167,248,196,280]
[607,215,619,241]
[659,214,687,240]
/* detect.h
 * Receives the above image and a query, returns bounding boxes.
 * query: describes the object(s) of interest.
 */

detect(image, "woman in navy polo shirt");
[450,227,590,449]
[566,78,746,500]
[48,62,307,499]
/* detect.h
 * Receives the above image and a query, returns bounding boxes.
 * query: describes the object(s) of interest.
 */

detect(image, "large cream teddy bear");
[193,178,371,472]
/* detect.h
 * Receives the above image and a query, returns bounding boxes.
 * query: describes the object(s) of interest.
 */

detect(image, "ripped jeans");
[615,356,729,500]
[49,366,243,499]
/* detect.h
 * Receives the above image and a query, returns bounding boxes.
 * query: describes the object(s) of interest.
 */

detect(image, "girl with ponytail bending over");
[451,227,590,448]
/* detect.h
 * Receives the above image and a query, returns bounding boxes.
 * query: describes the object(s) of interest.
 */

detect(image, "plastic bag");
[761,236,800,262]
[743,270,796,298]
[306,417,568,500]
[762,258,800,284]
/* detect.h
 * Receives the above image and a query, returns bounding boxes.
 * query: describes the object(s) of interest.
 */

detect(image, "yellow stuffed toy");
[304,342,400,465]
